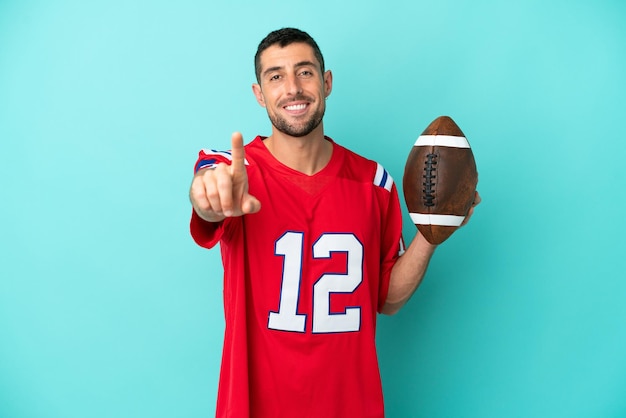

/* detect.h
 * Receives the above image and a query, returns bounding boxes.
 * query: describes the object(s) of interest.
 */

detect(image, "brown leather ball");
[403,116,478,244]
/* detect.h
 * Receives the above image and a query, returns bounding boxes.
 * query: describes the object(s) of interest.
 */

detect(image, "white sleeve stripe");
[200,149,249,165]
[398,238,406,256]
[374,163,394,192]
[201,149,233,160]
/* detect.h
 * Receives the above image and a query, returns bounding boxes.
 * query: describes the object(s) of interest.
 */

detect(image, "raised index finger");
[230,132,246,175]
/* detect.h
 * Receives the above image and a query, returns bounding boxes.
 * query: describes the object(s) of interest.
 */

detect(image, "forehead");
[258,42,321,72]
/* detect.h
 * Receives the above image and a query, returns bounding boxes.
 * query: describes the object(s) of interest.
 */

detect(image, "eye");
[299,70,314,77]
[269,74,281,82]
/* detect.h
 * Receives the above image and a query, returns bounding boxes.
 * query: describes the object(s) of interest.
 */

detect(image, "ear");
[323,70,333,99]
[252,83,266,107]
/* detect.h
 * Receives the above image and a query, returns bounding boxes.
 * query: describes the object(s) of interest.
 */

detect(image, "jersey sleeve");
[375,168,405,313]
[190,210,224,249]
[194,149,235,173]
[190,149,235,248]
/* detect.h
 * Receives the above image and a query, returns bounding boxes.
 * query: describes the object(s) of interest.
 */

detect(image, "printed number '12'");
[268,232,363,334]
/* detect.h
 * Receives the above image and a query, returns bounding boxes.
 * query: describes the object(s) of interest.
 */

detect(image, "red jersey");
[191,136,404,418]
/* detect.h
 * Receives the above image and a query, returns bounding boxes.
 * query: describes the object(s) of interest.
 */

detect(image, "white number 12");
[268,232,363,334]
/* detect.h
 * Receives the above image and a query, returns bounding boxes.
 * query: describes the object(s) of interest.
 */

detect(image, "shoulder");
[332,140,395,193]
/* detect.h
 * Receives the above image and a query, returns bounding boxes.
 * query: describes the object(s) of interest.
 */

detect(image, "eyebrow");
[262,60,318,77]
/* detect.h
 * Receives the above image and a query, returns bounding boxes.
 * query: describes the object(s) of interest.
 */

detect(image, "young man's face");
[253,42,332,138]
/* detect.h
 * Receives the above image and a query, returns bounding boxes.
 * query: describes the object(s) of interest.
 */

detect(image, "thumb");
[241,193,261,214]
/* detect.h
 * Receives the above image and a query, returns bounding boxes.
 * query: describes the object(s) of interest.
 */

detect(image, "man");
[189,28,479,418]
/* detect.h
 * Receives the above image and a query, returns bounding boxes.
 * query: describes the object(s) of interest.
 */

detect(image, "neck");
[264,124,333,175]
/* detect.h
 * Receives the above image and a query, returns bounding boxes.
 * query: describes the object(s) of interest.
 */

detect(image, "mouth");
[284,103,308,111]
[282,101,310,116]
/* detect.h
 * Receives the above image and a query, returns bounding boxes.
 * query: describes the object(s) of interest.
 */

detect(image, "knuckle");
[205,186,220,201]
[216,175,233,191]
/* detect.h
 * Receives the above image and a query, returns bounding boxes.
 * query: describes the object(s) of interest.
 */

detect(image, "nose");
[285,74,302,96]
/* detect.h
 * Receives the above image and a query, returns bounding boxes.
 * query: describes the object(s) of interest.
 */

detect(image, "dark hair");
[254,28,325,83]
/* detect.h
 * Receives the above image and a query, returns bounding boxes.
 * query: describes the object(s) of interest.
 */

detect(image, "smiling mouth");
[284,103,308,111]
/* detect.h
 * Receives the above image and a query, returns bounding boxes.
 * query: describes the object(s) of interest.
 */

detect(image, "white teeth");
[285,104,307,111]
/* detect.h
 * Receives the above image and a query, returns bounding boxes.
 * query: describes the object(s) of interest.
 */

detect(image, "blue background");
[1,1,625,417]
